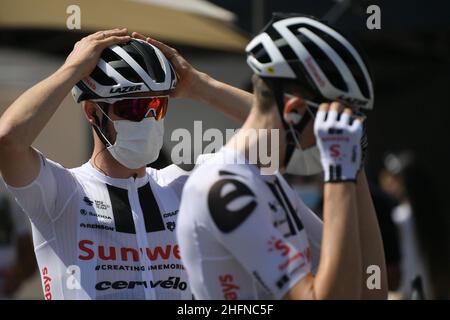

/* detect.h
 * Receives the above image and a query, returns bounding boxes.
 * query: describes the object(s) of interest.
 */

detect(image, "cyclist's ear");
[283,96,306,124]
[83,101,98,124]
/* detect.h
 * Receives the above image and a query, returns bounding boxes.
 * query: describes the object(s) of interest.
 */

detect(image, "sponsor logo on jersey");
[80,223,114,231]
[219,274,240,300]
[93,200,110,211]
[267,236,311,271]
[83,196,94,206]
[42,267,52,300]
[208,173,257,233]
[267,236,290,257]
[95,277,188,291]
[78,240,181,262]
[95,263,185,272]
[266,179,304,237]
[166,221,176,232]
[79,209,112,220]
[163,210,178,218]
[110,85,142,94]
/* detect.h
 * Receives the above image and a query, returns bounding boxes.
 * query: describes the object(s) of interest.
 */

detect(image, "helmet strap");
[92,104,113,148]
[261,77,313,168]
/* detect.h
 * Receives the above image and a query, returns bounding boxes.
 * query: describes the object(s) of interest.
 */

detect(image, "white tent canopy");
[131,0,236,22]
[0,0,248,51]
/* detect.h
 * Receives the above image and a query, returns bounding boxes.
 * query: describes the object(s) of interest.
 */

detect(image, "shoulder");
[185,157,257,196]
[149,164,190,185]
[181,155,261,225]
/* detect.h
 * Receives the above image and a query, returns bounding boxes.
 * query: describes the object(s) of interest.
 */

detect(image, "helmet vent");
[302,25,371,98]
[90,66,117,86]
[102,48,122,63]
[297,29,348,92]
[125,41,165,83]
[250,44,272,63]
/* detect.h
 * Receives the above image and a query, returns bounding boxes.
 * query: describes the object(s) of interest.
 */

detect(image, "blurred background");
[0,0,449,299]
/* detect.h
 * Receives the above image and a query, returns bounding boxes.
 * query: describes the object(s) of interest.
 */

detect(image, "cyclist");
[0,28,252,299]
[177,14,388,300]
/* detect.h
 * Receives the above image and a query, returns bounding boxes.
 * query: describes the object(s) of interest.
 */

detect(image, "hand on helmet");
[64,28,131,79]
[131,32,203,99]
[314,102,363,183]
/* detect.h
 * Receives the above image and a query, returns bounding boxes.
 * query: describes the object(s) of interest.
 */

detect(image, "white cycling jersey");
[177,148,323,300]
[5,151,192,300]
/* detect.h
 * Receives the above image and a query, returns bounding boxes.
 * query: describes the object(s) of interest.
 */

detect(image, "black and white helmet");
[246,14,374,110]
[72,39,177,103]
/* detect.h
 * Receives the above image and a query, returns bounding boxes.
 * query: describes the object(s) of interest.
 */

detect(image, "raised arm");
[286,102,363,299]
[355,169,388,299]
[0,29,130,187]
[131,33,252,124]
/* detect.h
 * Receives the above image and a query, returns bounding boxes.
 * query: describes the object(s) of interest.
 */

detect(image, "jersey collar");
[82,162,150,189]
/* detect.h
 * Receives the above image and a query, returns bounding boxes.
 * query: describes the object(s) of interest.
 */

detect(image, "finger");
[95,28,128,40]
[353,112,366,123]
[104,28,128,38]
[339,108,352,125]
[146,37,177,59]
[336,102,346,114]
[318,102,330,113]
[350,118,363,131]
[147,38,186,73]
[89,30,105,38]
[131,32,147,41]
[326,102,342,124]
[329,101,344,113]
[315,110,327,125]
[315,103,329,124]
[98,35,131,47]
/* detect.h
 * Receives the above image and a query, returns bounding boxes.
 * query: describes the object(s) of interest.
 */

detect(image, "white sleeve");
[4,152,76,245]
[203,173,312,299]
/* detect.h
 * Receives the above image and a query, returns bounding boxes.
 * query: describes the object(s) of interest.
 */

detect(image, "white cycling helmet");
[72,39,177,103]
[246,14,374,110]
[245,14,373,176]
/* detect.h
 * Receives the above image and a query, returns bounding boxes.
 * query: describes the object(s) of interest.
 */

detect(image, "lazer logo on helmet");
[110,85,142,94]
[337,95,368,107]
[95,277,188,291]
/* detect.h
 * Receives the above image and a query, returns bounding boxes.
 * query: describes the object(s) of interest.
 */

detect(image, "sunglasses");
[97,96,169,122]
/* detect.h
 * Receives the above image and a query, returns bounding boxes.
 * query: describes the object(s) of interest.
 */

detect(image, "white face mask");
[105,118,164,170]
[285,145,323,176]
[284,99,323,176]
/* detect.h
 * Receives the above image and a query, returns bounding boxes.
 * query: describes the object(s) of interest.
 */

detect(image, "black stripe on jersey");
[218,170,238,176]
[107,185,135,234]
[267,182,297,236]
[274,178,304,232]
[138,183,165,233]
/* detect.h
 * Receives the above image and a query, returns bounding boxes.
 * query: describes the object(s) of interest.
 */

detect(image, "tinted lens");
[112,97,168,122]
